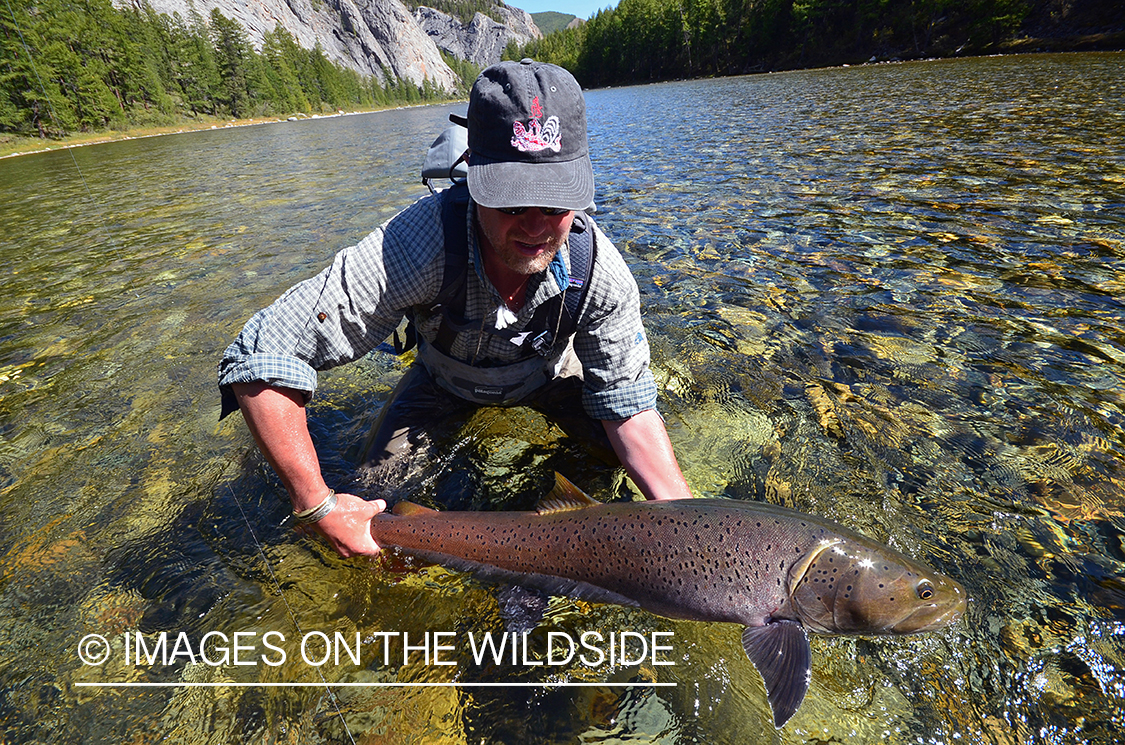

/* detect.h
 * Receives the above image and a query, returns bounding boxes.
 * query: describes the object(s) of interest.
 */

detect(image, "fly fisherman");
[218,59,693,557]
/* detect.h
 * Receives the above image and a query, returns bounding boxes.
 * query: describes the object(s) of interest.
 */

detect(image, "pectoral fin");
[741,620,811,728]
[496,585,549,635]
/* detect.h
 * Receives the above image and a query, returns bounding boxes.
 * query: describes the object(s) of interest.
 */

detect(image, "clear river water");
[1,52,1123,744]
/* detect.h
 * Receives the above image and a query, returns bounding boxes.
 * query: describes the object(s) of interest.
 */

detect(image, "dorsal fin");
[392,501,438,517]
[536,473,601,514]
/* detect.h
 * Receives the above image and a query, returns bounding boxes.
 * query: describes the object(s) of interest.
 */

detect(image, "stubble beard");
[480,224,565,277]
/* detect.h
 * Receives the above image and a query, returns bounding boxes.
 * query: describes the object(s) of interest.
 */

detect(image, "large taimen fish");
[370,474,967,727]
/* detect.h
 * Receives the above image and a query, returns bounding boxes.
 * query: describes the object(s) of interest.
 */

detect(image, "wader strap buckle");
[530,331,554,357]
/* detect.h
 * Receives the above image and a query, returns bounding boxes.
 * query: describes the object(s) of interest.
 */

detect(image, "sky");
[512,0,618,21]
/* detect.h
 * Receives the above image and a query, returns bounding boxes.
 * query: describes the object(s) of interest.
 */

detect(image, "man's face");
[476,205,575,276]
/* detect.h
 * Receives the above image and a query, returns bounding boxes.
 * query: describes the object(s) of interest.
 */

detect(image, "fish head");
[787,537,967,635]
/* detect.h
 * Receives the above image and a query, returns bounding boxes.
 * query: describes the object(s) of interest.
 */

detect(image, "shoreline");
[3,44,1121,161]
[0,105,447,161]
[1,115,287,160]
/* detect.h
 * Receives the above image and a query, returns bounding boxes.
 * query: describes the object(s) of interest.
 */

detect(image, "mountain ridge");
[118,0,543,92]
[531,11,577,36]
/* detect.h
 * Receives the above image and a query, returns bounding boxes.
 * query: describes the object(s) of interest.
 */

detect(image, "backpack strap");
[394,184,471,355]
[563,212,595,327]
[431,183,473,353]
[396,188,596,360]
[523,212,595,357]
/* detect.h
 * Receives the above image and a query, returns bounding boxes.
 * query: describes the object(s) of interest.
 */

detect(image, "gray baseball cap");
[466,59,595,212]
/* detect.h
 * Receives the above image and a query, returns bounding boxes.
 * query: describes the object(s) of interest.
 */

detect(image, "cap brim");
[468,154,594,212]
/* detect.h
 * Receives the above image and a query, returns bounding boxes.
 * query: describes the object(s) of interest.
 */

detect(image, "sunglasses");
[494,206,572,217]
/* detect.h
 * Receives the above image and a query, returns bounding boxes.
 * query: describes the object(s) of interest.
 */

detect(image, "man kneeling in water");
[218,59,693,557]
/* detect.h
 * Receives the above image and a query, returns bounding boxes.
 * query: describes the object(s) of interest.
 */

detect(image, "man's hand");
[233,381,386,557]
[305,492,385,557]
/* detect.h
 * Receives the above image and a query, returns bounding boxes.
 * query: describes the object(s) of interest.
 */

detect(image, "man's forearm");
[602,409,693,501]
[232,381,330,511]
[231,381,383,556]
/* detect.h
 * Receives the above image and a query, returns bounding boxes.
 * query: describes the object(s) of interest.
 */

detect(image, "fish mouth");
[897,589,968,633]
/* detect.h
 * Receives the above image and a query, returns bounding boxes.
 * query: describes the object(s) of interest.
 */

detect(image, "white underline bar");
[76,681,676,688]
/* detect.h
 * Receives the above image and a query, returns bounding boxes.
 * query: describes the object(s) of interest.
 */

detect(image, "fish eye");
[917,582,935,600]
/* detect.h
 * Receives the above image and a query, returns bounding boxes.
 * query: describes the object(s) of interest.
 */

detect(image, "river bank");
[5,39,1121,163]
[0,105,449,160]
[0,115,276,160]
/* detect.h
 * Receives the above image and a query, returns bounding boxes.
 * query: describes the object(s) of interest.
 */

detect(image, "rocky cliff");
[414,5,541,69]
[122,0,541,92]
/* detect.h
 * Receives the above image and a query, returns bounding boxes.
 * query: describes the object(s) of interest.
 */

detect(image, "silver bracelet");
[293,490,338,524]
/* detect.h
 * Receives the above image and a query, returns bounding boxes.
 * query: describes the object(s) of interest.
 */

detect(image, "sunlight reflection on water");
[1,52,1123,744]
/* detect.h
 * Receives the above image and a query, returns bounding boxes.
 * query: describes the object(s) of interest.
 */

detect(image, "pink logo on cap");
[511,96,561,153]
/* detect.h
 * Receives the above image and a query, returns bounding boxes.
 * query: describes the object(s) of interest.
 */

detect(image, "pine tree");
[209,8,252,117]
[0,0,81,135]
[108,0,175,123]
[262,25,310,113]
[174,9,221,116]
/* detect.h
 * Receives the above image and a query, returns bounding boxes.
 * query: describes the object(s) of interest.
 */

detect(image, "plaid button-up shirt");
[218,193,657,421]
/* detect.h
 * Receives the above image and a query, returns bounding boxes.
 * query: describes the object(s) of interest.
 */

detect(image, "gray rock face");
[413,5,541,69]
[494,4,541,44]
[120,0,462,91]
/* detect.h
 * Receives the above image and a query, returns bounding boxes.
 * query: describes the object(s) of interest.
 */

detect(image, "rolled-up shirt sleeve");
[218,307,321,400]
[573,224,658,421]
[218,196,444,417]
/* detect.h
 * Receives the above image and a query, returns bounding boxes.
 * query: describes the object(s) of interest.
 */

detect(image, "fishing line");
[3,0,140,299]
[225,468,359,745]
